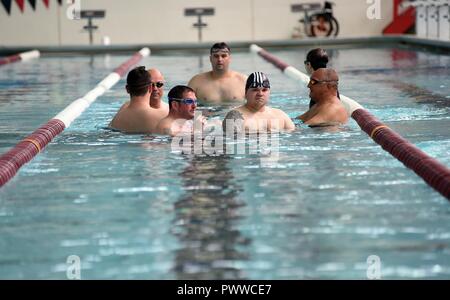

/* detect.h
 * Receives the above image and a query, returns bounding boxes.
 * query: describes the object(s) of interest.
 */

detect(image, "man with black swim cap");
[188,42,247,103]
[223,72,295,132]
[109,66,161,133]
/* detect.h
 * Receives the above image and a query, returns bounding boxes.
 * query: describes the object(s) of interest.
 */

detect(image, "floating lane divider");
[250,44,450,200]
[0,48,151,187]
[0,50,40,66]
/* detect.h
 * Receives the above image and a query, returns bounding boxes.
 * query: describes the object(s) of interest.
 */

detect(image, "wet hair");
[210,42,231,55]
[168,85,195,109]
[306,48,329,71]
[126,66,151,97]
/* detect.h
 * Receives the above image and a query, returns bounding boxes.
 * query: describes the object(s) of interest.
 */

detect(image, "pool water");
[0,47,449,279]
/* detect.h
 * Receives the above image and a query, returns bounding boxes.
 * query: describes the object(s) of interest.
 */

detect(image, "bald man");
[297,68,348,126]
[148,68,169,116]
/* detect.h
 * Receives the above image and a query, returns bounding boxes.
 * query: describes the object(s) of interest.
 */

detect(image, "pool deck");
[0,35,449,56]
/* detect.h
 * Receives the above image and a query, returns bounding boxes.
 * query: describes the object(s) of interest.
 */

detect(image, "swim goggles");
[169,98,198,105]
[309,78,338,86]
[247,81,270,89]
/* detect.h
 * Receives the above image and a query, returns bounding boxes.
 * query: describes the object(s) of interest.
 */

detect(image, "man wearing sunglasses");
[188,42,247,103]
[304,48,330,109]
[109,66,161,133]
[148,68,169,118]
[156,85,206,136]
[223,72,295,133]
[297,68,348,126]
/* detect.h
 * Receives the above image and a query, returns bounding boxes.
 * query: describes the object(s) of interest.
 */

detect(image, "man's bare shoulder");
[117,101,130,112]
[109,104,131,128]
[153,103,169,116]
[231,71,247,81]
[268,107,289,117]
[188,72,211,85]
[155,116,171,134]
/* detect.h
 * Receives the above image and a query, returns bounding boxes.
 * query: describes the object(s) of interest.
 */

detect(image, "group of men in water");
[109,42,348,136]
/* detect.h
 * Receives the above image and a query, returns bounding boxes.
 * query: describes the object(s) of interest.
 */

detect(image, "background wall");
[0,0,393,46]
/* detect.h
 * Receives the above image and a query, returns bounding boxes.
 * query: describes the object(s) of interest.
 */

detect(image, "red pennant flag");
[14,0,24,12]
[1,0,12,15]
[42,0,48,8]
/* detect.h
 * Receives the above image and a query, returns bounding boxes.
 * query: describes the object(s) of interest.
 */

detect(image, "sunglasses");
[169,98,197,105]
[151,82,164,88]
[309,78,338,86]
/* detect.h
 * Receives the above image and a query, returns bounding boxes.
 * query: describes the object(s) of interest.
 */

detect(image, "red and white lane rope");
[0,50,40,66]
[250,44,449,199]
[0,48,150,187]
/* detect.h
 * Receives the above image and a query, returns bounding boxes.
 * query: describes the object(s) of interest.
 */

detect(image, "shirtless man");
[188,42,247,103]
[148,68,169,117]
[223,72,295,133]
[156,85,205,137]
[304,48,340,108]
[114,68,169,128]
[109,66,160,133]
[297,68,348,127]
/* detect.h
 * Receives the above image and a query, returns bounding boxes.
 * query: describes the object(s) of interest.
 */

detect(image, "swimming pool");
[0,46,449,279]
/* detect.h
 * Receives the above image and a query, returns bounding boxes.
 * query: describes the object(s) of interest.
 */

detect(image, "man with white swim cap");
[109,66,161,133]
[297,68,348,127]
[188,42,247,103]
[223,72,295,132]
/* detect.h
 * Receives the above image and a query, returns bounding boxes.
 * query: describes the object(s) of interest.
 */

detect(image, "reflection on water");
[172,154,250,279]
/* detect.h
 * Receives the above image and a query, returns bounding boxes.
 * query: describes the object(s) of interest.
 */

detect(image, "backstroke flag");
[15,0,24,12]
[1,0,12,14]
[27,0,36,10]
[2,0,62,14]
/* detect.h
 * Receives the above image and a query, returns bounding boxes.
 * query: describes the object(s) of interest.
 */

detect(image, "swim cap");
[210,42,231,54]
[245,72,270,92]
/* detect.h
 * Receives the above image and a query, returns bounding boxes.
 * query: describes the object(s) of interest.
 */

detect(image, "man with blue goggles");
[156,85,206,136]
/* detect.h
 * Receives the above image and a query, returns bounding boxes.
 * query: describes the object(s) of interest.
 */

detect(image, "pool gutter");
[0,35,449,56]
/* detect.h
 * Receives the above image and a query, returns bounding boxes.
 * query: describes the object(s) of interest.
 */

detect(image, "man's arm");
[304,110,338,127]
[297,109,313,122]
[275,109,295,131]
[283,114,296,131]
[187,74,201,92]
